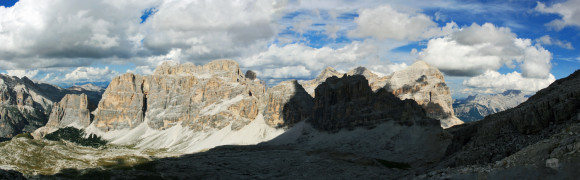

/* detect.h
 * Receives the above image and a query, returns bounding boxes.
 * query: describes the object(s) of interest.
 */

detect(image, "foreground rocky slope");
[420,69,580,178]
[454,90,529,122]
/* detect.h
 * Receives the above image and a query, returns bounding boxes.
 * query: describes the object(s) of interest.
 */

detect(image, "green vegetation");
[375,159,411,170]
[44,127,107,148]
[13,133,33,139]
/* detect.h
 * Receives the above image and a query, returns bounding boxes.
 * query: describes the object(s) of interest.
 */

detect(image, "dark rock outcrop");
[310,74,439,132]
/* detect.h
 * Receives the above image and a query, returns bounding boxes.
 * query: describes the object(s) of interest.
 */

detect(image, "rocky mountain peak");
[315,66,342,82]
[348,66,367,75]
[299,61,463,128]
[310,74,438,132]
[92,59,267,133]
[386,61,463,128]
[32,93,92,138]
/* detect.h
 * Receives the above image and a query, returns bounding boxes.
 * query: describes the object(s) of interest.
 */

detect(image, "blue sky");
[0,0,579,98]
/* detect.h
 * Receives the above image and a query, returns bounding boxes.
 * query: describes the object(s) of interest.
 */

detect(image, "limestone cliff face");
[32,94,92,138]
[384,61,463,128]
[310,74,439,132]
[263,80,313,127]
[272,74,452,165]
[300,62,463,128]
[93,73,147,131]
[92,60,267,132]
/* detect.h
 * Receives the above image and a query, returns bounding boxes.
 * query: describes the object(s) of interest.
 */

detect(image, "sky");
[0,0,579,98]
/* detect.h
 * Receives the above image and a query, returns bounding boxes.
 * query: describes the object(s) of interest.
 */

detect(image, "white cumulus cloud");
[419,23,553,79]
[535,35,574,50]
[0,0,287,70]
[64,67,119,83]
[535,0,580,30]
[0,0,158,69]
[241,41,377,79]
[463,70,555,94]
[6,69,39,79]
[348,5,438,41]
[142,0,287,63]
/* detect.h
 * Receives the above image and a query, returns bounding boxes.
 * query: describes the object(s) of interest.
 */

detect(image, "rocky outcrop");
[310,74,439,132]
[270,74,452,167]
[66,84,105,110]
[346,66,389,91]
[441,69,580,168]
[92,60,267,132]
[263,80,313,128]
[385,61,463,128]
[32,94,92,138]
[302,66,389,97]
[300,62,463,128]
[453,90,529,122]
[301,67,343,97]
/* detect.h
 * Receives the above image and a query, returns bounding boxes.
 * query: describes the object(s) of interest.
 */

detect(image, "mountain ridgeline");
[29,59,462,146]
[453,90,529,122]
[1,59,578,179]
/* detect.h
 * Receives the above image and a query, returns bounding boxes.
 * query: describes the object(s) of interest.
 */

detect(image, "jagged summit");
[387,61,463,128]
[347,66,367,75]
[314,66,342,82]
[298,61,463,128]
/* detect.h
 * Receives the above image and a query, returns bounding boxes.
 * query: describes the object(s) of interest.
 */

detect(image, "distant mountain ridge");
[453,90,529,122]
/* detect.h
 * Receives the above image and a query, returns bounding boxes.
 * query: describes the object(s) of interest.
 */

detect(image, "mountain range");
[0,59,577,179]
[0,74,104,138]
[453,90,529,122]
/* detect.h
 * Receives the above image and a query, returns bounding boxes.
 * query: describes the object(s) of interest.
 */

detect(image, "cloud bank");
[419,23,552,79]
